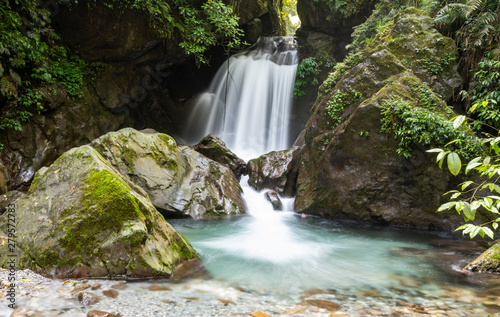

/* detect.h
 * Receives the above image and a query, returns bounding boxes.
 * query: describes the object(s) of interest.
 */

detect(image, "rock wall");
[294,8,467,230]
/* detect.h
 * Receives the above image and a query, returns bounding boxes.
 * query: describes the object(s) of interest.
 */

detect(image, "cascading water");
[185,37,299,159]
[174,38,490,313]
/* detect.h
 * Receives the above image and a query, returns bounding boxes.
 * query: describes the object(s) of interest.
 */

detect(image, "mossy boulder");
[465,242,500,273]
[0,145,196,278]
[193,134,247,180]
[295,8,469,230]
[90,128,246,218]
[247,146,301,197]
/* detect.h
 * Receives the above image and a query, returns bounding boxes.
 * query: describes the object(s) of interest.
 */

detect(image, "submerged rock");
[295,8,468,230]
[465,242,500,273]
[90,128,246,218]
[247,146,301,196]
[265,191,283,211]
[0,145,196,278]
[193,134,247,180]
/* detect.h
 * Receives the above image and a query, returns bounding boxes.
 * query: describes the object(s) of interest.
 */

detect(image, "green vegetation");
[326,89,362,128]
[0,1,86,149]
[313,0,375,19]
[294,53,335,98]
[283,0,300,35]
[429,111,500,240]
[66,0,246,65]
[0,0,246,151]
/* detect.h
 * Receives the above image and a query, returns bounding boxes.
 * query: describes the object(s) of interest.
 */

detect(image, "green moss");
[59,169,147,255]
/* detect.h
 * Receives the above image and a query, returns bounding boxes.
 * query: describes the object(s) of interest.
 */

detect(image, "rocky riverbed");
[0,267,499,317]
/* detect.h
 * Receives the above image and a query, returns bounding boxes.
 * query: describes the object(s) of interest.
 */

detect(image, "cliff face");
[294,8,469,230]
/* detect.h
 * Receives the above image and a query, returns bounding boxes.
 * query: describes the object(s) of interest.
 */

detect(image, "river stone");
[295,8,469,230]
[193,134,247,180]
[265,191,283,211]
[247,146,301,196]
[90,128,246,218]
[0,145,197,278]
[465,242,500,273]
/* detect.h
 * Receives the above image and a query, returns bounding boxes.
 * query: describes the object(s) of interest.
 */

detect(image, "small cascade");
[185,37,298,160]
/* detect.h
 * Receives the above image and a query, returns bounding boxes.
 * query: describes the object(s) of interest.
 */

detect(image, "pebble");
[0,269,493,317]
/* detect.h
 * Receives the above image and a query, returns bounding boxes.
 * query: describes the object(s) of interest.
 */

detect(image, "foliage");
[0,0,86,150]
[465,50,500,131]
[380,89,482,159]
[429,110,500,239]
[434,0,500,108]
[326,89,362,128]
[350,0,444,53]
[283,0,300,35]
[294,53,335,98]
[319,52,363,99]
[67,0,246,65]
[313,0,374,20]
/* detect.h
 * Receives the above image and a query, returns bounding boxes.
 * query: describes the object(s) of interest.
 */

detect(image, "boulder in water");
[265,191,283,211]
[248,146,301,196]
[0,145,196,278]
[90,128,246,218]
[295,8,469,230]
[465,242,500,273]
[193,134,247,180]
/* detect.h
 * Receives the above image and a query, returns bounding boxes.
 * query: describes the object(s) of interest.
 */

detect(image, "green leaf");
[463,202,475,221]
[447,152,461,176]
[483,227,494,239]
[437,201,457,212]
[426,148,444,153]
[460,181,474,190]
[452,115,467,129]
[493,222,499,230]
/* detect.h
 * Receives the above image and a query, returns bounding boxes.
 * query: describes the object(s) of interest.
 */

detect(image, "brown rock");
[77,292,99,305]
[72,283,91,293]
[217,298,236,305]
[91,283,102,290]
[183,297,200,301]
[301,299,341,312]
[103,289,119,298]
[148,285,171,291]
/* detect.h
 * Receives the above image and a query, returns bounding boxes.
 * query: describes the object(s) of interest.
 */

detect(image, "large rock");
[295,8,467,230]
[193,134,247,180]
[465,242,500,273]
[0,145,196,278]
[90,128,246,218]
[247,146,301,196]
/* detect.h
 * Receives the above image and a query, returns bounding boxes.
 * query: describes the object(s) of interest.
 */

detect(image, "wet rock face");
[90,128,246,218]
[247,146,301,197]
[466,242,500,273]
[193,134,247,180]
[295,8,467,230]
[0,145,197,278]
[265,191,283,210]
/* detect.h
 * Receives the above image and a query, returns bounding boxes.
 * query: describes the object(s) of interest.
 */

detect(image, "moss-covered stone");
[90,128,246,219]
[295,8,473,230]
[465,242,500,273]
[0,145,196,278]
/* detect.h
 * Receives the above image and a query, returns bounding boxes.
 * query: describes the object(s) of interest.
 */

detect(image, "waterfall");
[185,37,298,160]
